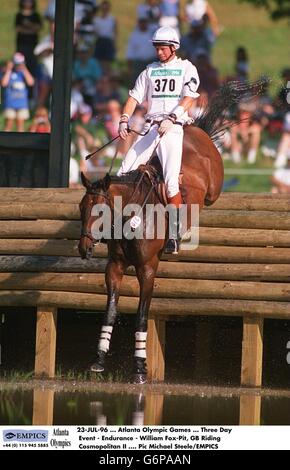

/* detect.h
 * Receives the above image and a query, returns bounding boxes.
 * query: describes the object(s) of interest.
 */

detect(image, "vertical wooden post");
[239,394,261,425]
[147,315,166,382]
[35,307,57,378]
[32,389,54,425]
[144,393,164,425]
[241,317,264,387]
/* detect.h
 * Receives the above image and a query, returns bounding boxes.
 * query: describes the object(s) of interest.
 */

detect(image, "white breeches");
[117,124,183,198]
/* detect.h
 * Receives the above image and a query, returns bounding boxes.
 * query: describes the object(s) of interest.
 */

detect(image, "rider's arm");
[121,96,138,121]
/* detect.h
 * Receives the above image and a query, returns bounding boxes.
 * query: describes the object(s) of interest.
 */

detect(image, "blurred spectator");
[15,0,42,76]
[69,156,81,188]
[93,75,121,117]
[44,0,99,39]
[72,102,104,175]
[184,0,220,36]
[274,113,290,168]
[159,0,181,35]
[137,0,161,33]
[73,43,103,106]
[271,167,290,193]
[180,18,214,62]
[34,37,54,107]
[104,99,121,139]
[93,1,117,74]
[126,17,157,86]
[230,99,262,164]
[71,78,86,119]
[195,50,220,98]
[1,52,34,132]
[29,106,51,132]
[75,3,97,48]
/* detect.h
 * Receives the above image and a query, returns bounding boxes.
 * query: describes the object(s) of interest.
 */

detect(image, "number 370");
[154,78,175,92]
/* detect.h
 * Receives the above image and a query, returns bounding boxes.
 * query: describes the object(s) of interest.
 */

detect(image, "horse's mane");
[194,78,269,145]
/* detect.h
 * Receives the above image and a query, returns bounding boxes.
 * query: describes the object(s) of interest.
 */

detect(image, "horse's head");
[78,172,111,260]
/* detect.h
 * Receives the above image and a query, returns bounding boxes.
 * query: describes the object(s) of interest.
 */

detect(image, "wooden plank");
[0,203,79,220]
[0,188,84,203]
[0,249,289,281]
[0,189,288,205]
[241,317,264,387]
[1,291,290,318]
[199,227,290,247]
[147,316,166,382]
[200,210,290,230]
[1,240,290,263]
[32,389,54,425]
[0,255,108,272]
[239,395,261,425]
[35,306,57,378]
[0,240,87,256]
[1,272,290,301]
[0,220,80,239]
[209,196,290,212]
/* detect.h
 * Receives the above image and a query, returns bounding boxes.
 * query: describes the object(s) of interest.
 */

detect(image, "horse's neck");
[108,182,155,207]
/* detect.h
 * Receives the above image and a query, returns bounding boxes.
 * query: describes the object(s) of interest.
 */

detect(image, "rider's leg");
[157,125,183,254]
[117,126,159,175]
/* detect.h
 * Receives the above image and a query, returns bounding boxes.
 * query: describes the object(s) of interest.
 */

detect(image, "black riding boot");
[164,208,181,255]
[90,349,106,373]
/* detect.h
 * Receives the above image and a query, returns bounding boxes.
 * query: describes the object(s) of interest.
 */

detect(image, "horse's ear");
[80,172,92,190]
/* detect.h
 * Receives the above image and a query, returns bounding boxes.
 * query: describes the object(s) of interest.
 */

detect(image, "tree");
[240,0,290,20]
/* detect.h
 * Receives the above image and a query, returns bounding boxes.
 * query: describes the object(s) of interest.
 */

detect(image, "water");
[1,385,290,426]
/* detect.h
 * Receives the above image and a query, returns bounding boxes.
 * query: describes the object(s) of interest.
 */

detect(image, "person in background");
[1,52,35,132]
[137,0,162,33]
[34,38,54,107]
[271,165,290,194]
[184,0,220,37]
[93,0,117,74]
[159,0,181,35]
[126,16,157,86]
[29,106,51,132]
[15,0,42,76]
[274,113,290,168]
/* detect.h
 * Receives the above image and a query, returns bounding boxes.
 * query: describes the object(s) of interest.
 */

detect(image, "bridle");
[80,188,112,245]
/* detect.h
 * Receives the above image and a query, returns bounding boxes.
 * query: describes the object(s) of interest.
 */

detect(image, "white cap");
[151,26,180,50]
[13,52,25,65]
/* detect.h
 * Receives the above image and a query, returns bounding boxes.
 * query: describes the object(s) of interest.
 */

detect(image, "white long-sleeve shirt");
[129,56,200,122]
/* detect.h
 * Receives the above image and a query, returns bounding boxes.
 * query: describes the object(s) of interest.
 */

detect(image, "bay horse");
[78,80,263,383]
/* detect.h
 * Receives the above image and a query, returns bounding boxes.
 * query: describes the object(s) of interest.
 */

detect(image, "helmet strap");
[160,46,176,63]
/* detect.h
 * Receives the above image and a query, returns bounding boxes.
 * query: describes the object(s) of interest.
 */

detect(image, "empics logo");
[3,429,48,442]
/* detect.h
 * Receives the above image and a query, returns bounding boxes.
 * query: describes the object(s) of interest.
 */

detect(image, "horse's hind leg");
[90,259,125,373]
[134,258,159,384]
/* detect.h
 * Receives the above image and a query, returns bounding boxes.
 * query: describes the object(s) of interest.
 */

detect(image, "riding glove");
[158,118,174,135]
[119,121,129,140]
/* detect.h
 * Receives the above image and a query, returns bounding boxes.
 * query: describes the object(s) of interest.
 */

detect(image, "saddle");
[137,155,186,207]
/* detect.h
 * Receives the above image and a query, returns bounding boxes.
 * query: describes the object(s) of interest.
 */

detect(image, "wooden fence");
[0,188,289,386]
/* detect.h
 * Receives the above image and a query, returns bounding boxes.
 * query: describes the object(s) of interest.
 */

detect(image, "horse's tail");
[194,77,269,145]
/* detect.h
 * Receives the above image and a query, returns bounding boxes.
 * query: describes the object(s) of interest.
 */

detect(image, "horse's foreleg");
[134,258,159,384]
[90,259,125,373]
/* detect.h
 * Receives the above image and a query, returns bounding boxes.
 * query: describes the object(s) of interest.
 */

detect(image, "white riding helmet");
[151,26,180,50]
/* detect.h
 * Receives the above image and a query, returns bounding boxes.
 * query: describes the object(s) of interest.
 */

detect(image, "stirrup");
[164,238,179,255]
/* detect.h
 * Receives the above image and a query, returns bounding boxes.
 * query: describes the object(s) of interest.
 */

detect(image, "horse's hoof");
[133,373,147,384]
[90,363,104,373]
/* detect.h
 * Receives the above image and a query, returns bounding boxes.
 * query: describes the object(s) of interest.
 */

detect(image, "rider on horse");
[117,26,200,254]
